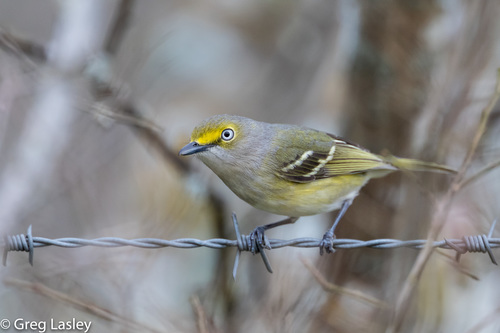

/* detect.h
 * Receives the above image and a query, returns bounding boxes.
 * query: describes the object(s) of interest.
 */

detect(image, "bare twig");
[82,102,163,133]
[436,250,480,281]
[190,295,218,333]
[458,158,500,189]
[455,73,500,185]
[3,278,163,333]
[465,305,500,333]
[0,28,46,63]
[105,0,135,56]
[300,256,386,308]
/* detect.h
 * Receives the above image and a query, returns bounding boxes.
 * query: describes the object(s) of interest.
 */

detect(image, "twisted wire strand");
[2,220,498,277]
[7,236,499,251]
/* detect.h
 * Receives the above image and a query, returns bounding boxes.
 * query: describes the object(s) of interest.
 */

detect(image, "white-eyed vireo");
[179,114,455,254]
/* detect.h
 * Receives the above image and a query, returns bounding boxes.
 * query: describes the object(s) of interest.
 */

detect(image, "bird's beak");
[179,141,211,156]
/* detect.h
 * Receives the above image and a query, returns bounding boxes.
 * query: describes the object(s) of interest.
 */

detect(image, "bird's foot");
[249,226,271,254]
[319,230,336,255]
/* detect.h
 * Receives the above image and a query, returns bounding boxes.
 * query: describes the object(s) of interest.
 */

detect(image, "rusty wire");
[2,217,498,278]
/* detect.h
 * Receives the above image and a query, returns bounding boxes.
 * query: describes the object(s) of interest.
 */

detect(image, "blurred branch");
[104,0,135,55]
[455,70,500,185]
[390,69,500,332]
[436,250,480,281]
[300,256,386,308]
[85,75,190,173]
[84,102,163,133]
[458,158,500,190]
[190,295,218,333]
[0,28,46,63]
[115,105,189,172]
[3,278,163,333]
[465,305,500,333]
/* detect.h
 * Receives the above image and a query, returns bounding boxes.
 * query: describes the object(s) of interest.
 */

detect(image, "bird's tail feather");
[382,155,457,174]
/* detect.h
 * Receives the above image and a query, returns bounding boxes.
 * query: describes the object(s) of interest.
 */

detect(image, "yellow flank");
[251,174,369,216]
[191,120,239,145]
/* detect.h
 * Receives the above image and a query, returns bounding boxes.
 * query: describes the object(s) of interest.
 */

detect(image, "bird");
[179,114,455,255]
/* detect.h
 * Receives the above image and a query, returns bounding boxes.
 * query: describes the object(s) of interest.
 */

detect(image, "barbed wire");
[2,216,498,278]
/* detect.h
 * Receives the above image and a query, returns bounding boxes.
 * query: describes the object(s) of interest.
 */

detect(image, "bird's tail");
[381,155,457,174]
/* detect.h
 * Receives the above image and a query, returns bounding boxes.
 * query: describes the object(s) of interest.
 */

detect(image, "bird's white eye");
[221,128,234,141]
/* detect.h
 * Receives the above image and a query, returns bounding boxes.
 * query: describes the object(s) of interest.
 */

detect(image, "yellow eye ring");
[221,128,234,141]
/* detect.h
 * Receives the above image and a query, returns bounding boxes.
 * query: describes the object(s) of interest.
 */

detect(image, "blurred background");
[1,1,500,332]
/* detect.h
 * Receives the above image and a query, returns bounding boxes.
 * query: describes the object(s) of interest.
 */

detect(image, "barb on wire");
[445,219,498,265]
[3,225,33,266]
[2,219,499,277]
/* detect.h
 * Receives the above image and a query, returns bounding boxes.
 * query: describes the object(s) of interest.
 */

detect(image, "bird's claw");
[249,226,271,254]
[319,231,336,255]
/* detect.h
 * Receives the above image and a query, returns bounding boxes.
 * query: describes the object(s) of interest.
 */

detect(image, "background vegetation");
[1,1,500,332]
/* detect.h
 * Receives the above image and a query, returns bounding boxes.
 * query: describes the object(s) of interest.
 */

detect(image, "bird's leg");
[320,199,353,255]
[249,217,299,254]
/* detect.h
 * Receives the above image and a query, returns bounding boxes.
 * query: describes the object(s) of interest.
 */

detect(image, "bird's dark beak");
[179,141,210,156]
